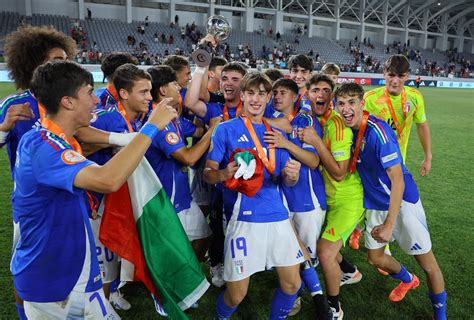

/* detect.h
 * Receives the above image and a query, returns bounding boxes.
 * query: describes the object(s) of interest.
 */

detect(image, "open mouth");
[342,113,354,124]
[224,88,235,95]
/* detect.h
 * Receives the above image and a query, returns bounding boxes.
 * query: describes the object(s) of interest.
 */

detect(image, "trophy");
[191,15,231,67]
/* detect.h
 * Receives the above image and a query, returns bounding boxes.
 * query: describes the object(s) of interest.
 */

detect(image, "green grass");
[0,82,473,319]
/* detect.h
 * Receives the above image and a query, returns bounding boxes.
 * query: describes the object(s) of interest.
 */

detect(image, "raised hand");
[147,97,178,130]
[0,102,34,132]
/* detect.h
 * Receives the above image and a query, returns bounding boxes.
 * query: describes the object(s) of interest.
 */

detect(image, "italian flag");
[99,159,209,319]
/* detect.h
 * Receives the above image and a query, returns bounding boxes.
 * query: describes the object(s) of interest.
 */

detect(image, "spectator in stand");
[169,35,174,45]
[87,8,92,19]
[175,14,179,25]
[145,16,149,27]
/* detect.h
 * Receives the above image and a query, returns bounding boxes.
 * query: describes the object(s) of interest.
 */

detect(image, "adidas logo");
[326,228,335,236]
[433,303,444,309]
[296,250,304,259]
[410,243,422,251]
[237,134,249,142]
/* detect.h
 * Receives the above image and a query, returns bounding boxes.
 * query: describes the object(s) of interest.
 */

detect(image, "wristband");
[194,66,206,75]
[139,123,160,140]
[0,131,9,144]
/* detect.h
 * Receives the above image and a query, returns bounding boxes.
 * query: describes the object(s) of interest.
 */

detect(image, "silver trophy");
[192,15,231,67]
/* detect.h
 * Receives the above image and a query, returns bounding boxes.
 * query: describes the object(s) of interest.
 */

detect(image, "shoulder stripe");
[367,119,388,144]
[45,131,68,150]
[333,116,345,141]
[0,92,31,110]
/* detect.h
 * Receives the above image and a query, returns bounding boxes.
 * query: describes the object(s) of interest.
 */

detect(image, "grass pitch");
[0,82,472,319]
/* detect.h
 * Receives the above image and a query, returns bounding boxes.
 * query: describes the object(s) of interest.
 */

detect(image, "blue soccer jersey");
[11,127,102,302]
[200,102,224,124]
[207,117,291,223]
[96,85,118,108]
[146,116,196,213]
[283,113,327,212]
[356,115,419,210]
[0,90,41,177]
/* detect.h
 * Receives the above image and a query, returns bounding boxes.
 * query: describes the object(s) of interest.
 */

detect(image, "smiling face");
[306,81,333,117]
[272,86,298,115]
[220,70,244,104]
[384,72,408,95]
[120,79,153,116]
[242,84,271,119]
[70,84,99,127]
[289,66,311,91]
[161,80,182,114]
[175,65,192,88]
[335,94,365,129]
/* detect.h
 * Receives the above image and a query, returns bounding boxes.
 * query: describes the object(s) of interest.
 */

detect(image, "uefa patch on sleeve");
[382,152,398,163]
[61,149,86,165]
[332,150,345,158]
[165,132,180,145]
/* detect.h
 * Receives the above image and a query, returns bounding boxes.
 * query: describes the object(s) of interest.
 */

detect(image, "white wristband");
[194,66,206,75]
[108,132,138,146]
[0,131,9,144]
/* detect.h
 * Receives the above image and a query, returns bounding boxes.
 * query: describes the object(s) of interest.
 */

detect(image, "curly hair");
[5,25,77,90]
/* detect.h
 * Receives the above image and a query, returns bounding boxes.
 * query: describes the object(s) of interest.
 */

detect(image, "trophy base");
[191,48,212,67]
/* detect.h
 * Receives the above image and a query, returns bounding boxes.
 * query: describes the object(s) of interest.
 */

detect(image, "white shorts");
[90,216,118,284]
[178,200,212,241]
[290,207,326,259]
[223,219,305,282]
[364,200,432,255]
[190,167,212,206]
[24,288,120,319]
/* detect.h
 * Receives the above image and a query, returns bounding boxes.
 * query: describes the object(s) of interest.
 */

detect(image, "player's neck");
[243,110,263,124]
[298,87,306,95]
[280,104,294,117]
[47,114,76,138]
[225,97,240,108]
[208,80,219,93]
[121,101,138,120]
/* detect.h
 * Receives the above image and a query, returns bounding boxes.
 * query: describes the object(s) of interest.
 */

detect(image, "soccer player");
[96,52,139,107]
[335,82,446,320]
[299,74,364,319]
[288,54,313,113]
[0,25,132,319]
[12,60,177,319]
[320,63,341,87]
[208,56,227,96]
[264,78,332,319]
[204,72,304,319]
[364,54,432,176]
[145,65,216,261]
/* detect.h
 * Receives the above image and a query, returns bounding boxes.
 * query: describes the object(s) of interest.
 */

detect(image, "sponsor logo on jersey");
[61,149,86,165]
[332,150,345,158]
[165,132,180,145]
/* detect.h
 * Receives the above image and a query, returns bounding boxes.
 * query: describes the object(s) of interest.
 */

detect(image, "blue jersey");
[208,117,291,223]
[0,90,41,177]
[283,113,327,212]
[146,116,196,213]
[356,115,419,210]
[12,127,102,302]
[200,102,224,124]
[96,86,118,108]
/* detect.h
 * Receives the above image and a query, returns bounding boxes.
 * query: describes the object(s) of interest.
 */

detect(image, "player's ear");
[360,99,365,108]
[60,96,74,111]
[240,91,245,102]
[119,88,129,100]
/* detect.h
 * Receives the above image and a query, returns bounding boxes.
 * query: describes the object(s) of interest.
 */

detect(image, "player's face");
[242,84,270,118]
[307,82,333,116]
[45,47,67,62]
[326,74,338,85]
[273,87,297,113]
[71,84,99,127]
[126,79,153,114]
[163,81,182,113]
[221,70,243,103]
[176,66,192,88]
[336,94,365,129]
[210,66,224,82]
[289,66,311,90]
[384,72,408,95]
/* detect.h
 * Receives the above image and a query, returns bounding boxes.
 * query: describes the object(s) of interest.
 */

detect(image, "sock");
[109,278,120,293]
[429,291,447,320]
[16,303,27,320]
[327,294,340,312]
[269,288,298,320]
[390,265,413,283]
[215,291,237,319]
[300,265,323,296]
[339,257,356,274]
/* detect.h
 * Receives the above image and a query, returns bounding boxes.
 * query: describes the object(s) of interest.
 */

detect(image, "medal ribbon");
[384,88,406,137]
[223,100,242,121]
[106,84,120,104]
[319,107,332,128]
[117,101,134,133]
[349,110,369,174]
[241,115,275,174]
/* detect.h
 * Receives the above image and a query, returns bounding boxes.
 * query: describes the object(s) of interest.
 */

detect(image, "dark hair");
[101,52,138,80]
[288,54,314,71]
[113,64,152,99]
[209,57,227,71]
[334,83,365,100]
[263,68,284,83]
[272,78,299,95]
[306,74,335,91]
[221,62,247,77]
[147,65,177,102]
[30,60,92,115]
[321,63,341,75]
[163,55,190,72]
[384,55,410,75]
[240,72,272,93]
[5,25,76,90]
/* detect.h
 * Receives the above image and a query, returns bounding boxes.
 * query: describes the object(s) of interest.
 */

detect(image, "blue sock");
[215,291,237,320]
[269,288,298,320]
[390,265,413,283]
[300,267,323,296]
[429,291,447,320]
[16,303,27,320]
[109,278,120,293]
